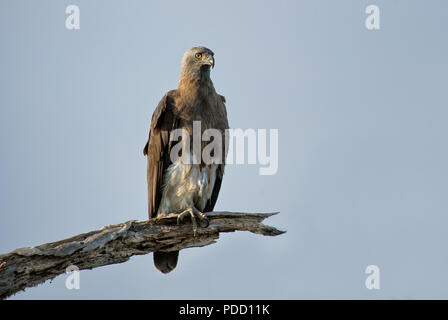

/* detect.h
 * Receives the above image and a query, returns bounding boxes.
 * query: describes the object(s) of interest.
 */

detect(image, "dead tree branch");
[0,211,284,299]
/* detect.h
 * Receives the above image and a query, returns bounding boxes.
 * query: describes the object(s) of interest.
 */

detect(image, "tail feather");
[153,251,179,274]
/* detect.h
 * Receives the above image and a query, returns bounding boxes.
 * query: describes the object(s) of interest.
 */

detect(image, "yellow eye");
[195,53,202,59]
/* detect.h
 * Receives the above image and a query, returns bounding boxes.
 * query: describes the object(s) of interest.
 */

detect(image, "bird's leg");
[177,207,209,237]
[192,207,210,229]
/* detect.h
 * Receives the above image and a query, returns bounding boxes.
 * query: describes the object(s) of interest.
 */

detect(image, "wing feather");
[144,91,178,218]
[203,165,224,213]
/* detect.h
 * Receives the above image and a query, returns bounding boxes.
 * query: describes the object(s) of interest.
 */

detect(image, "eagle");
[143,47,229,273]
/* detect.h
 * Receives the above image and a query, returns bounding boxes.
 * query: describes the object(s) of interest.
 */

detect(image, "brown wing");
[204,95,229,213]
[143,90,178,218]
[203,165,224,213]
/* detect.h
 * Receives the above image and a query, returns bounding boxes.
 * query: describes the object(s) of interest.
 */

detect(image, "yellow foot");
[177,207,209,236]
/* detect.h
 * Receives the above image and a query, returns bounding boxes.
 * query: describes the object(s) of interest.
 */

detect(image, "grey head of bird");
[180,46,215,79]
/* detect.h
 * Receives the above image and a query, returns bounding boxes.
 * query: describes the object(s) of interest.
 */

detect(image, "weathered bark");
[0,211,284,299]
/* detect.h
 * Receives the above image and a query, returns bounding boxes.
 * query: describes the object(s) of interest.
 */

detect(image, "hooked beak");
[207,57,215,69]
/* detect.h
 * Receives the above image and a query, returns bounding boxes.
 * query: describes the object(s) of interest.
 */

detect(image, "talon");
[176,213,184,225]
[176,207,208,237]
[192,207,209,229]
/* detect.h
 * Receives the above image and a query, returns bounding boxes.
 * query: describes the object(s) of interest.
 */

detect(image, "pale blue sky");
[1,0,447,299]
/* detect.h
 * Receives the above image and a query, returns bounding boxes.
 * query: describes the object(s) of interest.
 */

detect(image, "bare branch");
[0,211,284,299]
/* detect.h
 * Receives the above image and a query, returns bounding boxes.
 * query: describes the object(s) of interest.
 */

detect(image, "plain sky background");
[1,0,447,299]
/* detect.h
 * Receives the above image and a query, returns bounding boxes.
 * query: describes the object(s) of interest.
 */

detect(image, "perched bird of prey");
[143,47,229,273]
